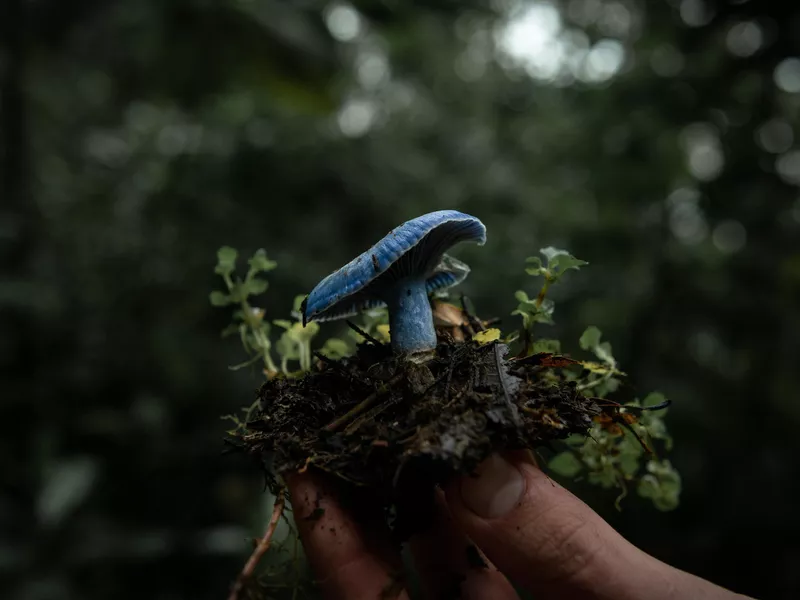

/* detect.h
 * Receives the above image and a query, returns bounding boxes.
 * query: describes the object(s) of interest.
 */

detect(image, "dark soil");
[231,327,604,541]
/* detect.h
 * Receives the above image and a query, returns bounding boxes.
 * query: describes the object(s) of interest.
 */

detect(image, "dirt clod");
[231,332,602,540]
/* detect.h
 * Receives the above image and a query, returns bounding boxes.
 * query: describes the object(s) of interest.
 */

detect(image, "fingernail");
[460,454,525,519]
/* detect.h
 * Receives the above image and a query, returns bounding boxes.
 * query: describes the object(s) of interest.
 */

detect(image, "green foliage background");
[3,1,800,599]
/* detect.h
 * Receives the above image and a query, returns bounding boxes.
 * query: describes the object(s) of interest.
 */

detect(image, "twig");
[442,352,456,405]
[618,419,652,454]
[460,294,486,332]
[227,489,287,600]
[312,351,344,369]
[493,343,523,428]
[343,396,399,435]
[323,373,405,432]
[344,356,460,435]
[346,320,383,346]
[463,292,522,428]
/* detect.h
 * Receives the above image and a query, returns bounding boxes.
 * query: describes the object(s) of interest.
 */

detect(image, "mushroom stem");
[384,278,437,353]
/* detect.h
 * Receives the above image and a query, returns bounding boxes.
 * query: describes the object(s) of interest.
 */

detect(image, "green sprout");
[546,335,681,512]
[210,247,350,378]
[513,247,587,355]
[210,246,280,375]
[507,247,680,511]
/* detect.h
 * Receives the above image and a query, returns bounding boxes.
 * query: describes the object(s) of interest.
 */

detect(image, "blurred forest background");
[2,0,800,598]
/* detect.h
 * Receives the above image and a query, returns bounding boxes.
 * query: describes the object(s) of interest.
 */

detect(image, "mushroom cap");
[308,254,471,323]
[303,210,486,325]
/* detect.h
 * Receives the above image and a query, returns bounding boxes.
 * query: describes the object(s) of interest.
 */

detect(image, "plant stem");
[535,275,551,308]
[225,272,279,373]
[523,273,552,355]
[577,370,613,392]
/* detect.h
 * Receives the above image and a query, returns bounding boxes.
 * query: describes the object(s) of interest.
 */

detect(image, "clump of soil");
[232,327,603,540]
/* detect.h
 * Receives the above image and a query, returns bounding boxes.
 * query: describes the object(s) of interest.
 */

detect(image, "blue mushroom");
[302,210,486,354]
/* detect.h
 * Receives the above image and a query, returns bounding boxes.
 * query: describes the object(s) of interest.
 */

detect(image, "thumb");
[443,453,666,599]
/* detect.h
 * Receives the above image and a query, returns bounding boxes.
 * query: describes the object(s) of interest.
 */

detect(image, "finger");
[443,453,661,599]
[408,489,520,600]
[285,470,409,600]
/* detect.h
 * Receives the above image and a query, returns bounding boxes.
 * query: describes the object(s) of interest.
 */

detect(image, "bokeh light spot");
[497,2,566,81]
[325,2,362,42]
[726,21,763,58]
[774,58,800,93]
[582,39,625,82]
[357,51,390,89]
[337,98,376,137]
[597,2,632,38]
[679,0,713,28]
[667,187,708,245]
[776,150,800,185]
[756,119,794,154]
[712,220,747,253]
[681,123,724,181]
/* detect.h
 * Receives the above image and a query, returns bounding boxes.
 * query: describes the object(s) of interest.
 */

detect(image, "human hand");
[286,453,752,600]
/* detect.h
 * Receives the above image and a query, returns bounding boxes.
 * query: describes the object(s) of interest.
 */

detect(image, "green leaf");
[619,452,642,478]
[588,468,618,489]
[540,246,565,262]
[209,291,231,306]
[273,319,293,330]
[375,324,391,343]
[473,328,501,345]
[227,282,246,303]
[275,340,298,361]
[514,290,531,303]
[548,451,583,477]
[246,277,268,295]
[320,338,350,359]
[637,460,682,511]
[215,246,238,276]
[550,254,588,276]
[292,321,319,342]
[533,298,555,324]
[579,326,602,351]
[579,361,617,375]
[539,247,588,277]
[524,256,545,276]
[292,294,306,314]
[564,433,586,447]
[247,249,277,273]
[579,326,615,365]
